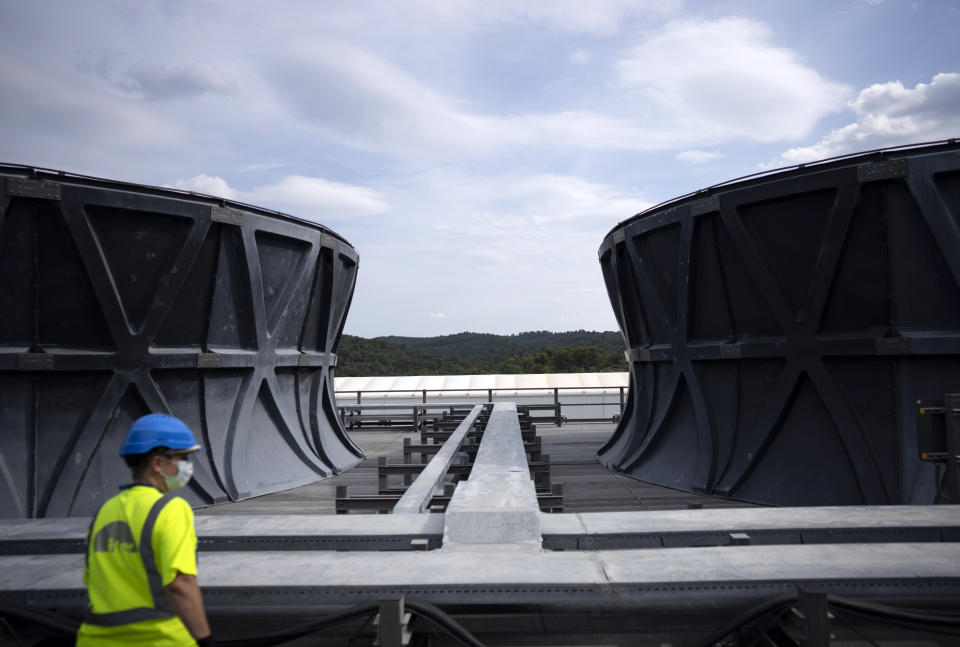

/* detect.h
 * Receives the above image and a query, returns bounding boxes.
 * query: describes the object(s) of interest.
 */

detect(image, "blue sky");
[1,0,958,338]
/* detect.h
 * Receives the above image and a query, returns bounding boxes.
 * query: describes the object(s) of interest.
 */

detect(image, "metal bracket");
[210,206,244,226]
[297,354,311,367]
[6,178,61,200]
[18,353,54,371]
[729,532,751,546]
[197,353,221,368]
[797,588,831,646]
[374,597,412,647]
[691,195,720,216]
[330,353,338,367]
[944,394,960,503]
[720,344,742,359]
[876,337,911,355]
[857,159,907,183]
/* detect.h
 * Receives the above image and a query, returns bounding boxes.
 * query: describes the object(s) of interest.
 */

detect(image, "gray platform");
[191,423,757,516]
[3,416,960,646]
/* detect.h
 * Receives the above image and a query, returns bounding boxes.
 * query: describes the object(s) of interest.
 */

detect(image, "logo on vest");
[93,521,137,553]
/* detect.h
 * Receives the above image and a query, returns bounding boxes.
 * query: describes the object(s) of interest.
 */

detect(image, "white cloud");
[82,53,239,101]
[617,18,850,143]
[240,162,288,173]
[263,43,509,155]
[166,174,237,198]
[117,60,239,101]
[0,53,180,153]
[500,174,647,224]
[242,176,390,219]
[165,174,389,221]
[428,312,447,319]
[569,49,592,64]
[264,43,698,157]
[778,73,960,163]
[676,149,725,164]
[339,167,639,335]
[489,0,682,33]
[396,0,681,34]
[521,111,689,151]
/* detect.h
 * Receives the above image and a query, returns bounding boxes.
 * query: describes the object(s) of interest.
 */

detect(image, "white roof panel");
[334,373,629,398]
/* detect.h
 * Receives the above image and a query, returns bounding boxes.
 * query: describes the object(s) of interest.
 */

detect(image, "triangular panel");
[627,380,699,491]
[155,225,221,348]
[887,182,960,332]
[615,242,651,347]
[328,250,358,353]
[201,368,252,498]
[631,224,681,343]
[152,369,229,504]
[243,382,325,496]
[70,384,149,516]
[819,184,890,335]
[734,374,863,506]
[738,189,836,318]
[822,357,898,501]
[715,359,787,489]
[0,200,35,346]
[276,368,320,457]
[208,229,257,350]
[618,362,672,467]
[319,375,364,467]
[255,231,310,334]
[690,361,738,490]
[35,372,113,516]
[933,170,960,233]
[598,368,646,467]
[689,215,734,343]
[38,204,114,349]
[714,214,783,338]
[86,205,193,331]
[301,248,333,352]
[0,375,31,517]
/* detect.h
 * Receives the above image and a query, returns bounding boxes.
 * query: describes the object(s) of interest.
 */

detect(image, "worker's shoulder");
[97,485,160,512]
[155,493,194,524]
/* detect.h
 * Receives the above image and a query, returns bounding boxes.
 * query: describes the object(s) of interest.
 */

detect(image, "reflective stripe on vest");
[84,492,178,626]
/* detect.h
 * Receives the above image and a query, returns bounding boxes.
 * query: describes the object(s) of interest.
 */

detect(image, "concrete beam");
[393,405,484,514]
[443,403,542,548]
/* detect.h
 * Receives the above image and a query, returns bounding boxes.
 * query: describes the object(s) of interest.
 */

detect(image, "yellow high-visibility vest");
[76,485,198,647]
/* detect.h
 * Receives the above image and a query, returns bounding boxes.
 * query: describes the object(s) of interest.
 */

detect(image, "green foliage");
[336,330,627,376]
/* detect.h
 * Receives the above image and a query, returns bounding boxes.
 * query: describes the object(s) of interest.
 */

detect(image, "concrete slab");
[4,543,960,607]
[542,505,960,536]
[7,506,960,555]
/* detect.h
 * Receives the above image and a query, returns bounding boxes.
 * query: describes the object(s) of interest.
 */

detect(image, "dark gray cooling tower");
[598,141,960,506]
[0,165,363,518]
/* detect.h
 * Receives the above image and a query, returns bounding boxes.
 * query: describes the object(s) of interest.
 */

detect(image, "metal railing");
[334,385,627,426]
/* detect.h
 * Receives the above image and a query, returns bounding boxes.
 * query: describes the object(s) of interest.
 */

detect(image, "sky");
[1,1,958,338]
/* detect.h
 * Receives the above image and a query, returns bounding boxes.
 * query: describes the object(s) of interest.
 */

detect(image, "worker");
[76,413,215,646]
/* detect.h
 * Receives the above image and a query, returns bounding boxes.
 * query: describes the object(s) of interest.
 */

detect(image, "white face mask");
[163,460,193,491]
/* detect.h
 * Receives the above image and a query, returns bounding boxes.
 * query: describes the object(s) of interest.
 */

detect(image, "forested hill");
[337,330,627,377]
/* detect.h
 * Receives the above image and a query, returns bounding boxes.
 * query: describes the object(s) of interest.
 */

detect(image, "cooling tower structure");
[0,165,363,518]
[598,141,960,506]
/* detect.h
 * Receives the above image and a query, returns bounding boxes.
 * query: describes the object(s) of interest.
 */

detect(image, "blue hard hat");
[120,414,202,456]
